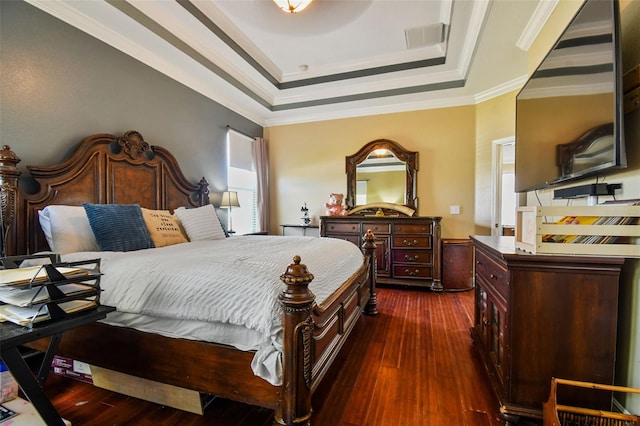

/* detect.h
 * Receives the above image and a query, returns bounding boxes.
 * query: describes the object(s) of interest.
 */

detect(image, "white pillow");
[173,204,227,241]
[38,205,99,254]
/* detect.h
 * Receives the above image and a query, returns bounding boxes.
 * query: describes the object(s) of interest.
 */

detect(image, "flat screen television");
[515,0,626,193]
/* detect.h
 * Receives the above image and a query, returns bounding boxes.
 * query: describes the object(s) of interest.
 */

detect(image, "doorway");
[492,137,516,237]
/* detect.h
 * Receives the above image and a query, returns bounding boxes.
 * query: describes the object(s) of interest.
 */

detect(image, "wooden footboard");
[1,136,378,426]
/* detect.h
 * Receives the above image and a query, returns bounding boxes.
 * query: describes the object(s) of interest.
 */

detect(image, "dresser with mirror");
[320,139,442,291]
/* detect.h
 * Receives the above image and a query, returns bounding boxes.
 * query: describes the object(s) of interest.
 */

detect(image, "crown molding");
[516,0,559,51]
[474,75,527,103]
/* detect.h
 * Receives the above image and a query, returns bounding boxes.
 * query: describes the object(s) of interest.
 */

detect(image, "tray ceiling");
[25,0,560,126]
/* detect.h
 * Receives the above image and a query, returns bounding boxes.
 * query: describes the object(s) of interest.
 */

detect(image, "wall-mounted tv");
[515,0,626,193]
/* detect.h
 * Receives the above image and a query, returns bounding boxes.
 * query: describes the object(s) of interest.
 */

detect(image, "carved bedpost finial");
[276,256,315,426]
[116,130,151,160]
[280,255,314,288]
[362,229,378,315]
[198,177,209,207]
[0,145,21,257]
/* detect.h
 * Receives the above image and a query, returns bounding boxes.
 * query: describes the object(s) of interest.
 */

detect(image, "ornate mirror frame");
[345,139,418,210]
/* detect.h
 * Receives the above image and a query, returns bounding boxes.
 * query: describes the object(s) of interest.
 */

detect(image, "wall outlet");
[450,205,461,215]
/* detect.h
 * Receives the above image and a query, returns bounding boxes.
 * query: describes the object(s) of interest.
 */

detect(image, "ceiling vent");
[405,23,446,49]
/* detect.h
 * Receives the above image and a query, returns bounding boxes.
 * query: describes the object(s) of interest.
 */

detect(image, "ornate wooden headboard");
[6,131,209,255]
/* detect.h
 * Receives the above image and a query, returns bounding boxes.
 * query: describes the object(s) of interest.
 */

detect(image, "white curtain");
[253,137,270,232]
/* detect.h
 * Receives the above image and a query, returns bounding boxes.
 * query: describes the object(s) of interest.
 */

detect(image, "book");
[542,211,639,245]
[542,216,600,243]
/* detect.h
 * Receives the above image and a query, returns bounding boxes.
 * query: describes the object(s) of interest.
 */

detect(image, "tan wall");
[474,90,518,235]
[265,105,476,238]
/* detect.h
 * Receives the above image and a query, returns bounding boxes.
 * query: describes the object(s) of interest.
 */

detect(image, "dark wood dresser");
[470,235,624,424]
[320,216,442,291]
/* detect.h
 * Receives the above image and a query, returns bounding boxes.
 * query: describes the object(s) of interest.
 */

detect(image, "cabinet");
[470,236,623,424]
[441,238,474,291]
[320,216,442,291]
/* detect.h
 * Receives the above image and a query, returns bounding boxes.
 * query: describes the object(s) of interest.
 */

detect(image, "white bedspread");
[61,235,365,385]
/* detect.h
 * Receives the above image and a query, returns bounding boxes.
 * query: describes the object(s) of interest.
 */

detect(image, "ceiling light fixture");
[273,0,313,14]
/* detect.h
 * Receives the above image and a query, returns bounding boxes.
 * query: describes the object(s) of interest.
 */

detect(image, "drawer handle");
[490,273,498,280]
[402,239,419,246]
[482,319,489,327]
[404,269,420,276]
[476,260,482,265]
[404,255,419,261]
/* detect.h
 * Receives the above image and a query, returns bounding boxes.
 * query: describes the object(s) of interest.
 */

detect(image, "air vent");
[405,23,446,49]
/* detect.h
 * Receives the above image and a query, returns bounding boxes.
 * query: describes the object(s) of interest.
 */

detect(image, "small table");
[280,224,319,237]
[0,305,116,425]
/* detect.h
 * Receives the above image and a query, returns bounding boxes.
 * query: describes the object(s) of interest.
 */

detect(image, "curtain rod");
[225,125,257,140]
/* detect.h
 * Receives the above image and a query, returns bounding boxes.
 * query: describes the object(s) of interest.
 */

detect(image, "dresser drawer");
[392,236,431,249]
[392,249,432,264]
[393,265,432,279]
[474,249,508,299]
[325,222,359,234]
[393,223,432,234]
[361,222,391,234]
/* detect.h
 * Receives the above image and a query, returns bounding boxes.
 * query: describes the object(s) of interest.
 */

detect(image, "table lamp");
[220,191,240,234]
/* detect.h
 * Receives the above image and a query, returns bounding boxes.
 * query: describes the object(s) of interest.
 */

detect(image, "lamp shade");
[220,191,240,208]
[273,0,313,13]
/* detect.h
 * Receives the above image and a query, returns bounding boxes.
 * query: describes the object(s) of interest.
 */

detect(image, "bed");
[1,131,377,425]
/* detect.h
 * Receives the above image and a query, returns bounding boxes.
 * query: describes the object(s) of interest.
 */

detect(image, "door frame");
[491,136,515,237]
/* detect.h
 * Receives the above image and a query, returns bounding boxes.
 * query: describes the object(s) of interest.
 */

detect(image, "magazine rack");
[0,255,102,327]
[516,205,640,257]
[543,377,640,425]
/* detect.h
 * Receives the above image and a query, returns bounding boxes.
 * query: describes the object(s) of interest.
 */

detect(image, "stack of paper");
[0,266,86,288]
[0,283,93,307]
[0,265,97,326]
[0,299,97,326]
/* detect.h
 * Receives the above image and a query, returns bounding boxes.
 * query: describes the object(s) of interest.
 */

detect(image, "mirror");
[346,139,418,210]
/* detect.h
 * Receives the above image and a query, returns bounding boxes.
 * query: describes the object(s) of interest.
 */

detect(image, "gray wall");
[0,0,262,194]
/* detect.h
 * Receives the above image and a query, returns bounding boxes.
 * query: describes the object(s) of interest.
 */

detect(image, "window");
[227,130,258,235]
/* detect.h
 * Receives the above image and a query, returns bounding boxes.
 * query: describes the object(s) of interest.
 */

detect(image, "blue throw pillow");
[83,203,154,251]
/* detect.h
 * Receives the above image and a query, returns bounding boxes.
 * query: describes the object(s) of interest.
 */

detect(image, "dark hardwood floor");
[42,287,507,425]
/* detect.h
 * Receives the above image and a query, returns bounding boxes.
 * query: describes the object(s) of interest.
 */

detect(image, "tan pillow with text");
[141,208,188,247]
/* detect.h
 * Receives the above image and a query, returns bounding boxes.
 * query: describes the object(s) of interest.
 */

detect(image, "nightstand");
[280,224,319,237]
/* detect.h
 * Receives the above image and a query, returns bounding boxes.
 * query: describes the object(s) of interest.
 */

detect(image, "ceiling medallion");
[272,0,313,14]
